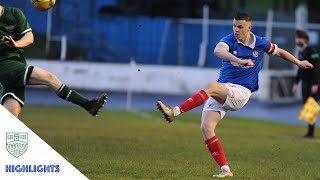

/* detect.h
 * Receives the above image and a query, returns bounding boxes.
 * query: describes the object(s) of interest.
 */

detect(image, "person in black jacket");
[293,30,320,138]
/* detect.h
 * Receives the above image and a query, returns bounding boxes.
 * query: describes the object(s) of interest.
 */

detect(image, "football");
[30,0,56,11]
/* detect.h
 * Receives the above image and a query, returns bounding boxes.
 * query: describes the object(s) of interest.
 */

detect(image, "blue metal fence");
[1,1,266,67]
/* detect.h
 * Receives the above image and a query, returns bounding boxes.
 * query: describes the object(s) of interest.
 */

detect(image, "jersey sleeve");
[217,35,233,51]
[295,68,302,84]
[262,37,278,56]
[13,8,32,35]
[311,61,320,85]
[307,48,320,85]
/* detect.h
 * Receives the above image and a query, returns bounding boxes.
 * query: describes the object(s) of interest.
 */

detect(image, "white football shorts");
[203,83,252,119]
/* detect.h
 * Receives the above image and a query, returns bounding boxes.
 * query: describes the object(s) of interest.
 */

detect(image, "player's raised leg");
[201,110,233,178]
[28,67,107,116]
[157,82,228,122]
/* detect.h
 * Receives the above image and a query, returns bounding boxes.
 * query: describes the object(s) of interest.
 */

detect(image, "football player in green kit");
[0,5,107,117]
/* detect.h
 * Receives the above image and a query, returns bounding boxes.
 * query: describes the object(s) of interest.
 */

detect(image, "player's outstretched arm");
[275,48,313,69]
[2,31,34,48]
[214,43,254,66]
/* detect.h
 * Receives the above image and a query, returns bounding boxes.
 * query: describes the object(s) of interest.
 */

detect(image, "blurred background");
[2,0,320,124]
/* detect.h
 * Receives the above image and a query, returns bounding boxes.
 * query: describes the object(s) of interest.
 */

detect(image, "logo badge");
[253,50,259,58]
[6,132,28,158]
[5,25,15,30]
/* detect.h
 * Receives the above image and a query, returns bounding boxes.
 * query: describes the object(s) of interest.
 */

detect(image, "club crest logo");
[6,132,28,158]
[253,50,259,58]
[5,25,15,31]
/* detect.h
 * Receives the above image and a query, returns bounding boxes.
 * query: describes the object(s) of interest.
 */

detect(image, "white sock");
[173,106,181,116]
[221,165,230,172]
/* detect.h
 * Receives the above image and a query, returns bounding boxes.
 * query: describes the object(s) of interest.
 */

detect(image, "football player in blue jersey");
[157,12,313,178]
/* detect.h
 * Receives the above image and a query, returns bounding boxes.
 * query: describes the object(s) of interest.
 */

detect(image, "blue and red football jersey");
[217,33,277,92]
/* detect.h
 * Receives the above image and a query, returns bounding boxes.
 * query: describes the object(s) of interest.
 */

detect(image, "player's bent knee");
[205,82,219,95]
[200,122,216,135]
[32,67,60,85]
[46,72,54,81]
[45,72,60,85]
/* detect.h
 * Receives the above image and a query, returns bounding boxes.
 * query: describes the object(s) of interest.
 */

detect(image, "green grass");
[20,106,320,180]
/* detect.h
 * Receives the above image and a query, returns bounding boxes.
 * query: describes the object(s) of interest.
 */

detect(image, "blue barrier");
[1,1,266,67]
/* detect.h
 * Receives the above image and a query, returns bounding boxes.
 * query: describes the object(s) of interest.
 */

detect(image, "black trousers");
[302,81,318,136]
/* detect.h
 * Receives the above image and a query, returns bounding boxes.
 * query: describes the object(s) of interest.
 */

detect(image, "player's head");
[296,30,309,47]
[233,12,252,41]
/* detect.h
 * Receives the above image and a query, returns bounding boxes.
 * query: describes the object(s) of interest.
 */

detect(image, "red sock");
[205,136,227,167]
[179,90,209,113]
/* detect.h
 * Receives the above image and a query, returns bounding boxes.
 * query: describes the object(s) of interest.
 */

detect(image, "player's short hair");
[296,30,309,42]
[234,12,252,22]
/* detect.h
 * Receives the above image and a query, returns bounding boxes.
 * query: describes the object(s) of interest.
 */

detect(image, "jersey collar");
[236,32,256,49]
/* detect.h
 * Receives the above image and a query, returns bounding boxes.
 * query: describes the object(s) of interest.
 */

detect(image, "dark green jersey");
[0,7,32,61]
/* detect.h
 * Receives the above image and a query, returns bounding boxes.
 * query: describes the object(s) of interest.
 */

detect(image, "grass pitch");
[20,106,320,180]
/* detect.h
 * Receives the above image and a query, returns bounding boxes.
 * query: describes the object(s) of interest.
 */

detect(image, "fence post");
[126,58,136,111]
[60,35,67,61]
[295,4,308,31]
[158,19,171,64]
[197,4,209,67]
[45,9,53,56]
[177,20,184,66]
[263,10,274,70]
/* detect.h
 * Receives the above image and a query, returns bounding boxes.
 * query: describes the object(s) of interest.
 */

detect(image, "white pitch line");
[129,110,163,122]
